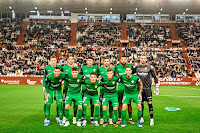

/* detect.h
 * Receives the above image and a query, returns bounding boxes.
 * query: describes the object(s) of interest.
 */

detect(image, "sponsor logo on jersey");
[48,70,51,71]
[105,86,115,90]
[124,84,135,87]
[69,84,80,87]
[51,84,60,87]
[137,72,148,76]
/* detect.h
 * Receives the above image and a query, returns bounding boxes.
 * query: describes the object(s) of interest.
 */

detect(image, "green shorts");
[65,92,83,105]
[122,92,141,104]
[118,83,125,104]
[83,93,100,105]
[102,93,118,107]
[46,89,63,104]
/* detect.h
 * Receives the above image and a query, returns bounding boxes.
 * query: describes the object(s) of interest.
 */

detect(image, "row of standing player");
[42,55,160,127]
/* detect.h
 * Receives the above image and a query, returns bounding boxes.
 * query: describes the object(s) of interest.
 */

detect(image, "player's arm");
[150,65,160,95]
[45,76,51,102]
[42,68,47,93]
[137,78,143,101]
[81,84,86,93]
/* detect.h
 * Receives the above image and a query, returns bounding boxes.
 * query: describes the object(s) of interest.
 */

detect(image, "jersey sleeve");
[42,68,47,87]
[150,65,158,83]
[82,84,86,93]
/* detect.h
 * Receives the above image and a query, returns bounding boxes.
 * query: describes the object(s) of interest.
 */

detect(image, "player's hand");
[43,87,46,93]
[45,93,51,102]
[138,94,142,101]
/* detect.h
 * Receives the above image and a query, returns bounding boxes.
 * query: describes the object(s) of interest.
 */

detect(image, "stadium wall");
[0,77,199,86]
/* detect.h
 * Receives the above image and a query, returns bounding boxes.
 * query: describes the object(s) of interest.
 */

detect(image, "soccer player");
[62,55,79,124]
[44,67,65,126]
[82,72,101,127]
[120,66,143,127]
[99,57,115,125]
[81,57,99,123]
[133,55,159,126]
[101,68,119,127]
[42,55,62,124]
[115,56,134,124]
[64,67,83,127]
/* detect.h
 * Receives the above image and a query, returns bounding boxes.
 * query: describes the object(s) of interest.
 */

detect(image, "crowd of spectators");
[24,20,71,49]
[0,18,22,50]
[127,24,171,47]
[177,23,200,47]
[76,23,121,46]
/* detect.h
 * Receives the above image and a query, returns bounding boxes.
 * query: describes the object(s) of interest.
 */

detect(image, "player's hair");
[104,57,110,60]
[126,66,132,70]
[67,55,74,59]
[140,54,147,58]
[107,68,113,73]
[121,55,127,58]
[90,72,97,77]
[54,67,61,71]
[72,67,78,71]
[50,55,57,59]
[87,57,94,60]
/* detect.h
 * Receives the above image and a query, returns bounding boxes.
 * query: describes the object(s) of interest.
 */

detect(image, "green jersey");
[65,74,83,94]
[102,75,119,96]
[115,64,133,77]
[82,79,101,96]
[120,74,140,94]
[99,66,115,78]
[45,72,66,93]
[62,64,80,74]
[81,65,99,79]
[42,65,62,87]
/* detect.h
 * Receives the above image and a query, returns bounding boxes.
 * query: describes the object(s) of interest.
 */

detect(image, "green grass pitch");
[0,85,199,133]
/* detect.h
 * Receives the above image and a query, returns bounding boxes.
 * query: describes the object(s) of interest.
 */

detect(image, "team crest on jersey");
[95,85,98,88]
[93,69,96,72]
[145,67,147,70]
[131,80,134,83]
[77,79,80,82]
[59,79,62,82]
[112,81,115,84]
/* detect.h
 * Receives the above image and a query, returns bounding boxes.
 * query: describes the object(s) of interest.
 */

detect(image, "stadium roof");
[0,0,200,14]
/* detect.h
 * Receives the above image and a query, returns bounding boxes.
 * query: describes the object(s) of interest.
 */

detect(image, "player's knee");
[65,104,70,109]
[83,104,88,106]
[78,105,82,110]
[122,104,127,110]
[148,101,152,104]
[94,104,99,107]
[102,106,107,110]
[137,104,142,110]
[113,107,118,110]
[46,103,51,109]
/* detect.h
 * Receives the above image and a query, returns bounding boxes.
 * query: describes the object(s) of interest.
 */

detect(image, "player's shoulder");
[47,73,53,78]
[45,65,51,69]
[60,72,67,78]
[113,75,119,80]
[147,65,154,69]
[115,64,121,68]
[84,78,90,83]
[78,74,83,78]
[127,64,133,67]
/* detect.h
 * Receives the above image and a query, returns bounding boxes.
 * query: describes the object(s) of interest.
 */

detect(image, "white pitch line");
[153,95,200,97]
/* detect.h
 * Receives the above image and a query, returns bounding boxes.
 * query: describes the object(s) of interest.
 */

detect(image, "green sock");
[128,112,132,120]
[118,112,121,119]
[57,104,63,120]
[103,110,107,122]
[44,103,46,115]
[100,104,103,118]
[109,106,113,119]
[64,109,69,121]
[78,109,82,122]
[83,105,87,120]
[56,104,59,117]
[45,104,51,120]
[73,102,78,117]
[113,110,117,122]
[137,110,142,123]
[122,110,126,124]
[94,106,99,121]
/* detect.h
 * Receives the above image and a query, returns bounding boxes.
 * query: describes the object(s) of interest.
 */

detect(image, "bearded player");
[133,55,159,126]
